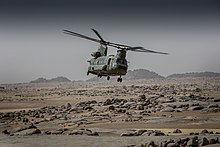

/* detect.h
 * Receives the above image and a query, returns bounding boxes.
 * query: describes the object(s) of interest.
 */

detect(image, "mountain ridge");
[86,69,164,82]
[29,70,220,83]
[30,76,71,83]
[167,72,220,78]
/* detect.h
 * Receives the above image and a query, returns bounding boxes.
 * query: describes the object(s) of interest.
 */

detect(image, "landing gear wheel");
[87,71,90,76]
[117,77,122,82]
[97,73,102,78]
[107,76,110,80]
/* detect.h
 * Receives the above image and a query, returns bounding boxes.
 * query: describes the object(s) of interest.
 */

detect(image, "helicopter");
[63,29,168,82]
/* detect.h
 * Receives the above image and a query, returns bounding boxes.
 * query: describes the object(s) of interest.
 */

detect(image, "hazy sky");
[0,0,220,83]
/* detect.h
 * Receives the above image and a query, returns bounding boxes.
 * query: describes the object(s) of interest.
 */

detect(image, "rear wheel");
[97,73,102,78]
[107,76,110,80]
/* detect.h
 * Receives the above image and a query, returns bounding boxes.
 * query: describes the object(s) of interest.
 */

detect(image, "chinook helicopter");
[63,29,168,82]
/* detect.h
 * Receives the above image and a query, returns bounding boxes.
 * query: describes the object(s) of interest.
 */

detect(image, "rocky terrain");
[0,77,220,146]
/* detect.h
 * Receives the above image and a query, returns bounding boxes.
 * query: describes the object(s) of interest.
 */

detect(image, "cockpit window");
[116,58,127,64]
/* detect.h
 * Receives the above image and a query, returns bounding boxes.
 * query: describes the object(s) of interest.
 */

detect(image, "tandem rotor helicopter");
[63,29,168,82]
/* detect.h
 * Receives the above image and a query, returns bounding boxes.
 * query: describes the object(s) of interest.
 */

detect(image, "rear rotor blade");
[108,42,131,48]
[126,46,168,55]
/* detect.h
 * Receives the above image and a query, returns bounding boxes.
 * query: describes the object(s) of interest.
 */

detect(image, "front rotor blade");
[91,28,131,48]
[126,46,168,55]
[63,29,101,44]
[91,28,105,43]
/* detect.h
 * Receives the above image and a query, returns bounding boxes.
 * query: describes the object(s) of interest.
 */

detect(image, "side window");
[116,58,120,63]
[108,58,111,65]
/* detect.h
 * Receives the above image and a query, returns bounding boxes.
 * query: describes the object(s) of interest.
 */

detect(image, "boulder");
[187,137,198,147]
[14,129,41,136]
[142,130,154,136]
[188,106,204,111]
[150,130,165,136]
[214,99,220,102]
[136,105,144,110]
[173,129,182,133]
[83,129,99,136]
[12,124,37,133]
[68,130,83,135]
[147,141,157,147]
[2,129,10,135]
[160,107,174,112]
[120,131,135,136]
[43,130,51,135]
[199,137,209,146]
[167,142,179,147]
[50,130,63,135]
[200,129,209,134]
[209,137,219,144]
[108,105,115,111]
[208,104,219,108]
[134,129,147,136]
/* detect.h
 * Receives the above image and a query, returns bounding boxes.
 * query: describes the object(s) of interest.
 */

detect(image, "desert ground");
[0,77,220,147]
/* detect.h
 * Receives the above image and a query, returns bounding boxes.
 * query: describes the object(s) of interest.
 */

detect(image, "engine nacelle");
[91,51,101,58]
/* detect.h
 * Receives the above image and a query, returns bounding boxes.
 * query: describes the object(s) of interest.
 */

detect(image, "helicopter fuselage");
[87,54,128,77]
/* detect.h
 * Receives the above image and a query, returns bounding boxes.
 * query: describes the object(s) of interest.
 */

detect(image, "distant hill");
[124,69,164,80]
[30,76,71,83]
[50,77,71,82]
[87,69,164,81]
[167,72,220,78]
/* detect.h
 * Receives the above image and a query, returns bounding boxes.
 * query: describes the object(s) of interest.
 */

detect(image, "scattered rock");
[147,141,157,147]
[68,129,99,136]
[134,129,147,136]
[173,129,182,133]
[150,130,165,136]
[50,130,64,135]
[200,129,209,134]
[142,130,154,136]
[12,124,37,133]
[208,104,219,108]
[166,142,179,147]
[160,107,174,112]
[14,129,41,136]
[199,137,209,146]
[44,131,51,135]
[108,105,115,111]
[68,130,83,135]
[187,136,198,147]
[188,106,204,111]
[213,99,220,102]
[2,129,10,135]
[209,137,219,144]
[141,130,165,136]
[120,131,135,136]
